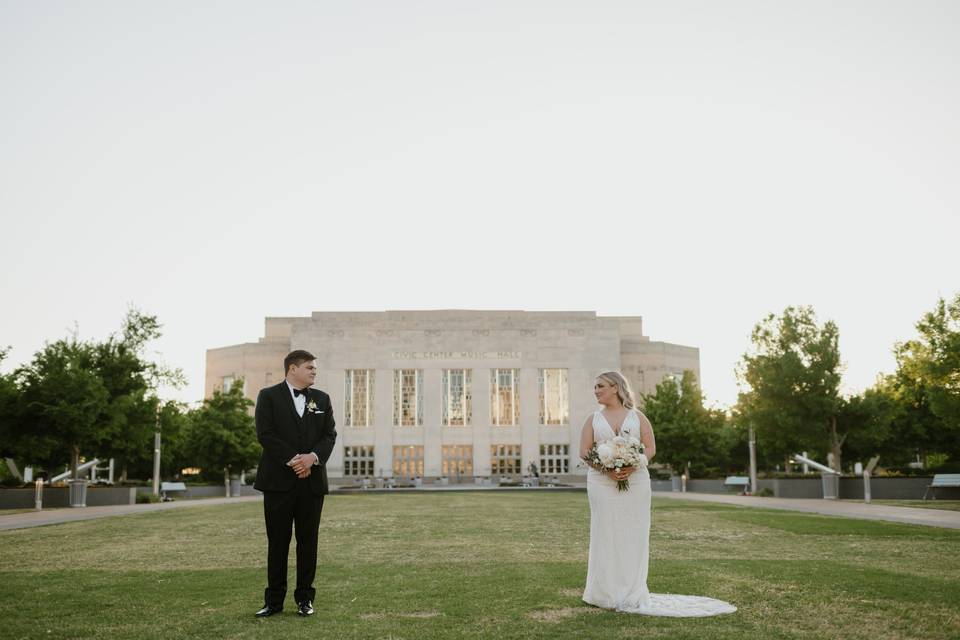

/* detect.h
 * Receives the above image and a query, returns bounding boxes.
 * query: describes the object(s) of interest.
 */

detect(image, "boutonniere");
[307,399,320,413]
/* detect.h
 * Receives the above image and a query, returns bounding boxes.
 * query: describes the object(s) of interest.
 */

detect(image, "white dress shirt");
[287,380,307,417]
[285,381,320,466]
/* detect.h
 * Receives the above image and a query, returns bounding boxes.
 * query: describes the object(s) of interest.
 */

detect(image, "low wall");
[651,479,673,492]
[0,486,137,509]
[134,485,259,499]
[838,477,937,500]
[687,479,729,494]
[0,484,262,509]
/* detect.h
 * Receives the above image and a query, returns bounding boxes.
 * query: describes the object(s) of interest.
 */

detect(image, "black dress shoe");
[297,601,315,616]
[255,604,283,617]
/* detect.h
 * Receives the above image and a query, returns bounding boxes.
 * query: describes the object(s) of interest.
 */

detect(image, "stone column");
[374,369,394,478]
[568,368,591,476]
[324,369,345,477]
[423,368,443,477]
[519,367,539,473]
[473,368,492,476]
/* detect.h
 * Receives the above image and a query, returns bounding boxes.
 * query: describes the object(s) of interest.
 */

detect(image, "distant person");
[253,350,338,618]
[580,371,736,617]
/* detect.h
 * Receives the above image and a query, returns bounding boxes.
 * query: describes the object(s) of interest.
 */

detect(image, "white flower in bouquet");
[583,436,646,492]
[596,443,614,465]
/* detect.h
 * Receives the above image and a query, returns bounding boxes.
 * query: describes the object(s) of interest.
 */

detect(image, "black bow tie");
[293,387,310,398]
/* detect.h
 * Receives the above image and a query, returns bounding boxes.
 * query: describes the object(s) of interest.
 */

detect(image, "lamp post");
[152,405,161,498]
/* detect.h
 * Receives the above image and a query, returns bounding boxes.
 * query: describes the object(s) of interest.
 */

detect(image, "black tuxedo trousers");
[263,479,324,606]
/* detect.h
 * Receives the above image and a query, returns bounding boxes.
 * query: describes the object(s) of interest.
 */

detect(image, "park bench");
[160,481,187,502]
[724,476,750,494]
[923,474,960,500]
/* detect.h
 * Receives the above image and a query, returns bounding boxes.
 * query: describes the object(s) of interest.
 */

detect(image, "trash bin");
[671,476,682,492]
[820,473,839,500]
[229,477,242,497]
[69,479,88,507]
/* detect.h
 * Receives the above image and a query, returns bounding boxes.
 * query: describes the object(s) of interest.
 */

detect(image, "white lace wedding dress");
[582,409,737,617]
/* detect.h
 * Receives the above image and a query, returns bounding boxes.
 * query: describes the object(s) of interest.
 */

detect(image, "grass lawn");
[1,492,958,640]
[848,499,960,512]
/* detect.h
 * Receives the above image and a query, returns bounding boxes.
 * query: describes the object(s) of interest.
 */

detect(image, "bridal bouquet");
[583,435,646,492]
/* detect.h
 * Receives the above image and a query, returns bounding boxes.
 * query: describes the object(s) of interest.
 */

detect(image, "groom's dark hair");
[284,350,316,375]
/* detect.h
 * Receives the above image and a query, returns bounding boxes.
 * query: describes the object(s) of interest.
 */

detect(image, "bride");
[579,371,736,617]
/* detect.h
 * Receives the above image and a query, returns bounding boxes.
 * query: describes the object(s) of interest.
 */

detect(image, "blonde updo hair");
[596,371,637,410]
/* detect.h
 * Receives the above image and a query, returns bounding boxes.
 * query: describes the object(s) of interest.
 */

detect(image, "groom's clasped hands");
[287,453,317,479]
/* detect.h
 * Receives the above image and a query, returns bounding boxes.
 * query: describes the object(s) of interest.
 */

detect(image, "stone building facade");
[205,310,699,480]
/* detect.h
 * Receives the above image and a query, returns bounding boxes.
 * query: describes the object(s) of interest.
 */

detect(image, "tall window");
[393,369,423,426]
[344,446,375,477]
[222,375,246,395]
[442,369,472,426]
[393,446,424,478]
[538,369,569,425]
[539,444,570,474]
[491,444,522,475]
[344,369,375,427]
[490,369,520,426]
[442,445,473,477]
[666,372,683,395]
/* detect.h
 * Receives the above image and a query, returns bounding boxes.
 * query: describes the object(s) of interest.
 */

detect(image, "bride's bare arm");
[637,410,656,460]
[579,414,594,460]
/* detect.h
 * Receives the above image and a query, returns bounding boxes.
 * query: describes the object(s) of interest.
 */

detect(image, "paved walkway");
[654,491,960,529]
[0,496,263,532]
[2,490,958,531]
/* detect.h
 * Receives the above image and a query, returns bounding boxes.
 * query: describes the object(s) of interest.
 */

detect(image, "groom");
[253,350,337,617]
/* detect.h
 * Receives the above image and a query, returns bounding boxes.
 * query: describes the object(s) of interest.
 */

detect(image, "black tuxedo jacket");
[253,382,338,496]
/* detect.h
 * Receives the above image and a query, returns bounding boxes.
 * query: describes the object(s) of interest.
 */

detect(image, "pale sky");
[1,1,958,410]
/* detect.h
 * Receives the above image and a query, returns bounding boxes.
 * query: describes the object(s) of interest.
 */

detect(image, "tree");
[841,372,948,469]
[110,399,192,481]
[0,347,27,480]
[4,309,185,482]
[736,306,849,470]
[640,371,736,476]
[184,381,259,483]
[16,339,111,479]
[92,309,185,481]
[893,293,960,462]
[0,348,20,457]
